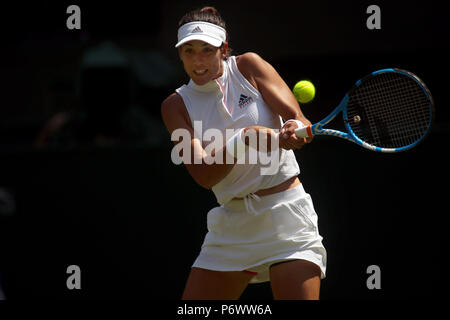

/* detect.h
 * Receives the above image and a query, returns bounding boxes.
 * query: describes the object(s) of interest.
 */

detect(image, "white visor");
[175,21,226,48]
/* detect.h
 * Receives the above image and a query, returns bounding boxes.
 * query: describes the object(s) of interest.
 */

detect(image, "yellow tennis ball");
[293,80,315,103]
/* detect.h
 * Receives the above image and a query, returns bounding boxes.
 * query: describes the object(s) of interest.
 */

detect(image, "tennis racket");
[295,68,434,152]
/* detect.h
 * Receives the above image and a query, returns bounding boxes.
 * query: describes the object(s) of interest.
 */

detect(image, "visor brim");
[175,35,223,48]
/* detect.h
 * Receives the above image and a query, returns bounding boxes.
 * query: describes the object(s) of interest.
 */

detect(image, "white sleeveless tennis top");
[175,56,300,205]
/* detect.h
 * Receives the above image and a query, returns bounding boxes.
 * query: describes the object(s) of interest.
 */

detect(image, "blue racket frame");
[296,68,434,153]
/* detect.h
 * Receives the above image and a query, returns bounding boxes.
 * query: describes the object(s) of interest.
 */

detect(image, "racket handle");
[295,125,313,138]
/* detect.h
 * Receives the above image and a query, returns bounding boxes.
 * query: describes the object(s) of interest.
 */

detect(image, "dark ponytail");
[178,7,232,58]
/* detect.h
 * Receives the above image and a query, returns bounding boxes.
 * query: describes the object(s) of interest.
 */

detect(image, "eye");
[184,48,193,54]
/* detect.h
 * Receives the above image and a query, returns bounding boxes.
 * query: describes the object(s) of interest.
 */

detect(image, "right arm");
[161,93,237,190]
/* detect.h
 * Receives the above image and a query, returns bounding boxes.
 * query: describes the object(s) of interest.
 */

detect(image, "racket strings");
[347,72,432,148]
[365,78,427,145]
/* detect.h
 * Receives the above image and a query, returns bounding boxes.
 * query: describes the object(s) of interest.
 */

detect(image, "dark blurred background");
[0,0,448,300]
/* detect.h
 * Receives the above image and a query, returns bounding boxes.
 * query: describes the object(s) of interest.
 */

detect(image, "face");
[178,40,228,85]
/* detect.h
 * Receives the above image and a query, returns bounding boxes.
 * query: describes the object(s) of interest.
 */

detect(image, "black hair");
[178,6,232,58]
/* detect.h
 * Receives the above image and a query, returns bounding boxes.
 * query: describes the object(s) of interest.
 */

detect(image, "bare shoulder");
[161,92,183,112]
[236,52,266,74]
[236,52,268,89]
[236,52,264,66]
[161,92,191,131]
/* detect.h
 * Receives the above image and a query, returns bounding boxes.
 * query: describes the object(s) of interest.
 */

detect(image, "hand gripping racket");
[295,68,434,152]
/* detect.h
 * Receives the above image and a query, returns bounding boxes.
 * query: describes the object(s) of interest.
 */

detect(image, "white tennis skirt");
[192,184,327,283]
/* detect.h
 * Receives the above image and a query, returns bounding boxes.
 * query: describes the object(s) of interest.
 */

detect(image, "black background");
[0,0,449,301]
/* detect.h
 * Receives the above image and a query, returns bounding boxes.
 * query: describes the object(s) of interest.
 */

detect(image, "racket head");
[343,68,434,152]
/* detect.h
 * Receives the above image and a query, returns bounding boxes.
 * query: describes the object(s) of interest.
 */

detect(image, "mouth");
[193,69,208,76]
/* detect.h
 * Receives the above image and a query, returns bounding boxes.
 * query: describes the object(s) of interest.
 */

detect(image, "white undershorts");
[192,183,327,283]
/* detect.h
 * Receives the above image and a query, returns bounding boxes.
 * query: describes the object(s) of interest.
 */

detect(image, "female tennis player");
[161,7,326,300]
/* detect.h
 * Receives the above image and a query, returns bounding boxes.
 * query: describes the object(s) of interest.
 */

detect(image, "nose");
[192,52,205,65]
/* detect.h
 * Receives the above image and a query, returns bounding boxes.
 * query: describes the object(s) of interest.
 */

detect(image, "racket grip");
[295,125,313,138]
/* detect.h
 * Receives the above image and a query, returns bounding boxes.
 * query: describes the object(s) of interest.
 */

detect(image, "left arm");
[237,52,312,149]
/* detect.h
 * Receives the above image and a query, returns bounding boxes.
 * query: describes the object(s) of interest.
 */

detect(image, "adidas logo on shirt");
[191,26,203,33]
[238,94,254,108]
